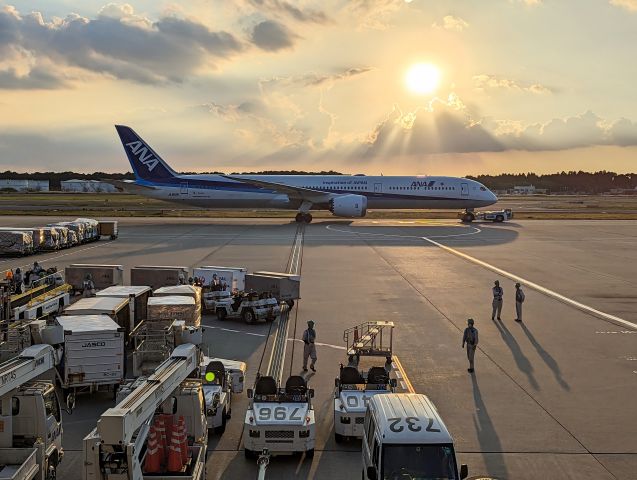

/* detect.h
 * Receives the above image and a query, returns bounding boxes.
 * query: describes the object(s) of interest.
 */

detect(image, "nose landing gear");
[295,212,313,223]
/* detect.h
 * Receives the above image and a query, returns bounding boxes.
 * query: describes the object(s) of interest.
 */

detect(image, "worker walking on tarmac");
[13,268,23,294]
[302,320,317,372]
[83,274,96,297]
[462,318,479,373]
[515,283,525,322]
[492,280,503,321]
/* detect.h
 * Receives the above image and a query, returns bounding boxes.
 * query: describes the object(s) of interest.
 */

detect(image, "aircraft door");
[180,182,188,195]
[374,183,382,194]
[461,183,469,196]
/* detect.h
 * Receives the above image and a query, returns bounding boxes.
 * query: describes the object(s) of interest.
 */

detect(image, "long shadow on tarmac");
[519,322,570,391]
[492,318,540,391]
[471,375,508,479]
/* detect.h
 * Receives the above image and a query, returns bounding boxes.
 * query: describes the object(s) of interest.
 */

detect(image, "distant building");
[60,179,118,193]
[0,179,49,192]
[512,185,537,195]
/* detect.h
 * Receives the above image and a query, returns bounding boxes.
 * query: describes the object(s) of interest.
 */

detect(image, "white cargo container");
[55,315,124,397]
[194,266,246,293]
[62,296,132,337]
[96,285,152,333]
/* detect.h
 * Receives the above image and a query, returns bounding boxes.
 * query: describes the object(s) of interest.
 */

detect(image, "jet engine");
[329,194,368,218]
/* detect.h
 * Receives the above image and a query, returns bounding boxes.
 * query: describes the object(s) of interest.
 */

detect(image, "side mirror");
[66,393,76,412]
[247,389,253,399]
[460,464,468,479]
[366,466,377,480]
[308,388,315,398]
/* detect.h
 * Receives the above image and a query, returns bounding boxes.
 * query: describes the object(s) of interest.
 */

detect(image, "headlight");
[340,416,351,424]
[249,430,261,438]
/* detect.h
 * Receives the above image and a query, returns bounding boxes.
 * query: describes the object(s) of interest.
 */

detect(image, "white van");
[362,393,468,480]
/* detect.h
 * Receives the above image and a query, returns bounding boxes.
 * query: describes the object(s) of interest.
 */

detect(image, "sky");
[1,0,636,175]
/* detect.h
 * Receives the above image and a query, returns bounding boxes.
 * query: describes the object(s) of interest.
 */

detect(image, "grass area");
[2,192,637,219]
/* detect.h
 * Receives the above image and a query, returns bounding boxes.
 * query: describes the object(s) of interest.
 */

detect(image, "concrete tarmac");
[0,217,635,480]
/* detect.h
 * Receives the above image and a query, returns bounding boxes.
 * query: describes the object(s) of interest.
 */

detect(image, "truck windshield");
[382,444,458,480]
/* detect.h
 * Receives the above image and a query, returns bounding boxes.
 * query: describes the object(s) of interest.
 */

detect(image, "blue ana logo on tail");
[125,141,159,172]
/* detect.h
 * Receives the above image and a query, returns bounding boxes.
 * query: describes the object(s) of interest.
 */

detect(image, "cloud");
[0,5,244,88]
[242,0,330,24]
[0,67,67,89]
[609,0,637,11]
[259,67,373,89]
[473,74,552,94]
[345,0,404,30]
[251,19,298,51]
[432,15,469,31]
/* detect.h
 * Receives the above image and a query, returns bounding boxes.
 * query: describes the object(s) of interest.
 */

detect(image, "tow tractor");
[0,344,65,480]
[83,343,207,480]
[459,208,513,223]
[202,290,232,314]
[200,358,233,435]
[243,375,315,459]
[334,321,396,443]
[214,292,280,324]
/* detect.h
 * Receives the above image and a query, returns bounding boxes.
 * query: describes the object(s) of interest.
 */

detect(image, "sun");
[405,63,441,95]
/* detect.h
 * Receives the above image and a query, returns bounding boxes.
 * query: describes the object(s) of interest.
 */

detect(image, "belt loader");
[83,344,207,480]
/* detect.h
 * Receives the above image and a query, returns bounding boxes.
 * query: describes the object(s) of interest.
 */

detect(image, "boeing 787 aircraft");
[114,125,497,223]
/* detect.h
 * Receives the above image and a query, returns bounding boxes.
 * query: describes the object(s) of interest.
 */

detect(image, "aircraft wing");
[101,179,157,193]
[221,175,334,203]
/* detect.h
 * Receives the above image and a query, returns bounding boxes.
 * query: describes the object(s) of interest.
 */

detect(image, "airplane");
[114,125,497,223]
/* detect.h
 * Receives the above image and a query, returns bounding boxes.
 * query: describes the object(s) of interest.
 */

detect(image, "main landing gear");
[295,212,313,223]
[460,210,475,223]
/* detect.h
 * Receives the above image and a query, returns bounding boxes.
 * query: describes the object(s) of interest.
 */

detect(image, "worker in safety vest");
[492,280,503,321]
[462,318,479,373]
[302,320,317,372]
[515,283,525,322]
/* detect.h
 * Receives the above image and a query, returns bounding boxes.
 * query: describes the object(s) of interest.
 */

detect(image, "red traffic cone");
[143,426,161,473]
[177,417,189,464]
[154,416,167,463]
[166,435,184,472]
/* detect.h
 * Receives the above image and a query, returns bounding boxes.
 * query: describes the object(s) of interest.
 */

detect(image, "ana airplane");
[114,125,497,223]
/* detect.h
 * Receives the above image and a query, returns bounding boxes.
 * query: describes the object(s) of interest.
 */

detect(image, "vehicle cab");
[200,359,232,435]
[334,364,396,442]
[362,393,468,480]
[244,375,315,458]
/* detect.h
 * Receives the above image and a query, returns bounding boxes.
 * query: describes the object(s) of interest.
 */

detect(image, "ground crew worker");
[13,268,23,294]
[5,269,13,282]
[462,318,479,373]
[515,283,525,322]
[82,274,96,297]
[302,320,317,372]
[33,261,43,275]
[492,280,503,321]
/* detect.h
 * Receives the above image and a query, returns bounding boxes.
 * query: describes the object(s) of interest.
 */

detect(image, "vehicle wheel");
[242,309,255,324]
[244,448,257,459]
[216,308,227,321]
[303,213,313,224]
[286,299,295,308]
[295,212,304,223]
[495,215,504,223]
[215,409,227,435]
[334,433,344,444]
[461,212,475,223]
[306,449,314,459]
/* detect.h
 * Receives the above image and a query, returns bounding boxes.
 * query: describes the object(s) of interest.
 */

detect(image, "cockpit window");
[480,186,487,191]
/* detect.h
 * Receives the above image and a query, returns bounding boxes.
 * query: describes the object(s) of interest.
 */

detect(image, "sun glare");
[405,63,441,95]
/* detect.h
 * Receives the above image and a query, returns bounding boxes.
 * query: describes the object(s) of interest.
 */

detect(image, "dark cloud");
[0,67,68,90]
[251,20,297,51]
[245,0,330,24]
[0,6,244,88]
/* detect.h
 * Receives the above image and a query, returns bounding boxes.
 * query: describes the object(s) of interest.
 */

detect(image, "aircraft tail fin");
[115,125,178,182]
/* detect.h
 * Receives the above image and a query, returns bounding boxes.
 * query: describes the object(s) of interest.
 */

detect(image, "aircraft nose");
[487,189,498,203]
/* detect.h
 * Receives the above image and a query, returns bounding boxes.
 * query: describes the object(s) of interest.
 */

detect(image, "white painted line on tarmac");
[287,338,347,351]
[422,236,637,331]
[201,325,267,337]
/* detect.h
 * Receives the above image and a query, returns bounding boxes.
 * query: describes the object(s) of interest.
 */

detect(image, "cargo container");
[73,218,100,241]
[245,271,301,306]
[130,265,188,290]
[97,220,118,239]
[52,226,70,248]
[64,264,124,291]
[0,228,45,251]
[62,296,132,338]
[55,315,124,397]
[40,227,62,250]
[199,266,247,291]
[95,285,151,332]
[0,231,33,256]
[49,222,86,244]
[147,295,200,327]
